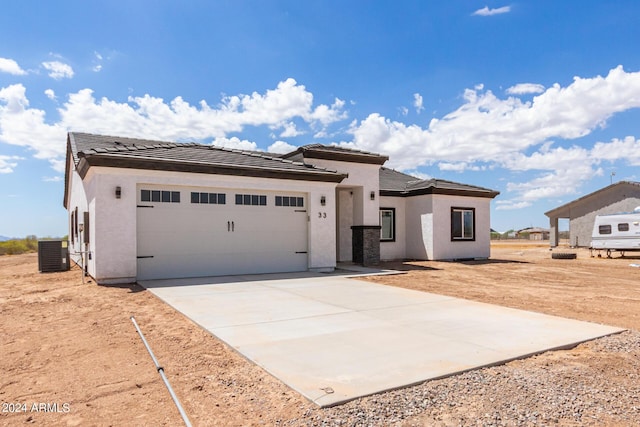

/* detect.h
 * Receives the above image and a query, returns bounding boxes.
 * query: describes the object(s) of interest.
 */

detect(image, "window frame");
[235,193,268,206]
[275,195,304,208]
[379,207,396,242]
[599,224,612,235]
[191,192,227,204]
[140,189,180,203]
[451,207,476,242]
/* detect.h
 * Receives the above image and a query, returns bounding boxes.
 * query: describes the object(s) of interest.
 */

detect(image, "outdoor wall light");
[320,195,326,206]
[370,191,376,200]
[115,186,122,199]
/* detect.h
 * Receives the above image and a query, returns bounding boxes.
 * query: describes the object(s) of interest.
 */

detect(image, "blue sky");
[2,1,640,237]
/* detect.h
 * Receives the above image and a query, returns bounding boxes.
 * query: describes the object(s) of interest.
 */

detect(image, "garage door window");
[191,192,226,204]
[141,189,180,203]
[275,196,304,207]
[235,194,267,206]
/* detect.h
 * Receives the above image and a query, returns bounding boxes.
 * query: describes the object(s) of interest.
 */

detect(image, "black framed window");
[451,207,475,241]
[380,208,395,242]
[618,223,629,232]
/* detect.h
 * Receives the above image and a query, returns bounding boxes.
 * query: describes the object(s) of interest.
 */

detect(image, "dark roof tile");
[379,167,499,198]
[68,132,347,183]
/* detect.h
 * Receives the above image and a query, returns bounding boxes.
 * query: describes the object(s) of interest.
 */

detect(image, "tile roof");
[281,143,389,164]
[544,181,640,217]
[67,132,347,182]
[379,167,500,198]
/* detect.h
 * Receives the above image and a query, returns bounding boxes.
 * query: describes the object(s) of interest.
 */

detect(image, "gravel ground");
[282,330,640,427]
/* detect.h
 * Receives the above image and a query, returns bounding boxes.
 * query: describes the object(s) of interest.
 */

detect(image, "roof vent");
[634,206,640,213]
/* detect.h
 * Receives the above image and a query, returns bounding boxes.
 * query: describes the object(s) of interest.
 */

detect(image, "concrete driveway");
[140,272,623,407]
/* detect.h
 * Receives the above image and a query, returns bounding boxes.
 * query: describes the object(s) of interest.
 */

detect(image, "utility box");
[38,240,70,272]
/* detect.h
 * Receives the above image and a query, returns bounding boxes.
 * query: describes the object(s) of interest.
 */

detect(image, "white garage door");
[136,186,308,280]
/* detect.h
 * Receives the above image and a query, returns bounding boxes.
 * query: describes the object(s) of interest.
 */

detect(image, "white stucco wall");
[430,194,492,260]
[68,166,339,283]
[337,189,354,262]
[405,195,434,259]
[303,159,380,226]
[383,193,492,261]
[379,196,406,260]
[66,158,91,273]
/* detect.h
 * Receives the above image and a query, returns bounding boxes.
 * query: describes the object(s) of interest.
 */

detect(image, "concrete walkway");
[140,273,624,407]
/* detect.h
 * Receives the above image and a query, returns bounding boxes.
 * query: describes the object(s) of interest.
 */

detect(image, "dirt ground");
[1,242,639,426]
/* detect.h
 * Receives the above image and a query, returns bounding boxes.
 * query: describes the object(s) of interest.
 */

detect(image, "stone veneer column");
[351,225,381,266]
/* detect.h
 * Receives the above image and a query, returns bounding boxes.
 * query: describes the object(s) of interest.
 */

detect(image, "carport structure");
[545,181,640,247]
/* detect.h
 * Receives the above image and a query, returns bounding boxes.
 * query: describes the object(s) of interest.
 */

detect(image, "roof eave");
[380,187,500,198]
[77,154,348,183]
[283,147,388,165]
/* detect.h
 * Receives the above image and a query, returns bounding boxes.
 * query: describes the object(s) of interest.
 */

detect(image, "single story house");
[515,227,550,241]
[64,132,499,284]
[545,181,640,247]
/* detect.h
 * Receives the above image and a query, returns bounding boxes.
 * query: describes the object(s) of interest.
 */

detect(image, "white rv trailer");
[590,207,640,258]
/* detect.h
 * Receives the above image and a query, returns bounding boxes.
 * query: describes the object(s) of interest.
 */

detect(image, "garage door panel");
[137,188,308,280]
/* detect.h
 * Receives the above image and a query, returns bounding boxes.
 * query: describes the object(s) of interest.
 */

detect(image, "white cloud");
[473,5,511,16]
[438,161,488,172]
[413,93,424,113]
[0,58,27,75]
[495,200,532,210]
[404,170,432,180]
[44,89,56,100]
[41,61,74,79]
[267,140,297,154]
[0,155,21,173]
[399,106,408,116]
[0,84,67,171]
[43,176,62,182]
[210,136,258,151]
[92,51,103,72]
[590,136,640,165]
[506,83,545,95]
[2,66,640,211]
[279,121,303,137]
[308,97,347,126]
[347,66,640,208]
[0,78,348,172]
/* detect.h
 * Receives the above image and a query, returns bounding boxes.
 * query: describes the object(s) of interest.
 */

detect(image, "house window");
[451,207,475,241]
[618,223,629,232]
[141,189,180,203]
[235,194,267,206]
[599,224,612,235]
[191,192,226,204]
[380,208,395,242]
[275,196,304,207]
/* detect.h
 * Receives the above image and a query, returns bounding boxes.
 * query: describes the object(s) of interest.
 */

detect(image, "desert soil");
[1,242,639,426]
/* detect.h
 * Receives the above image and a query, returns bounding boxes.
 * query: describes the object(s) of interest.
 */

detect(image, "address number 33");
[318,212,327,218]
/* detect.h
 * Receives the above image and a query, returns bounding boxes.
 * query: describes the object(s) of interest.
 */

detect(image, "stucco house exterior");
[545,181,640,247]
[516,227,550,241]
[64,132,499,284]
